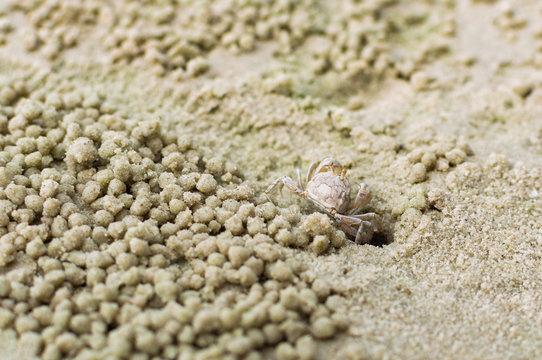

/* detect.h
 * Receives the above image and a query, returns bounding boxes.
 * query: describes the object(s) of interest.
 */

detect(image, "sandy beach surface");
[1,0,542,359]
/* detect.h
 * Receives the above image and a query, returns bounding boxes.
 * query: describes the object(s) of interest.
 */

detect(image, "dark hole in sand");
[368,214,395,247]
[369,231,392,247]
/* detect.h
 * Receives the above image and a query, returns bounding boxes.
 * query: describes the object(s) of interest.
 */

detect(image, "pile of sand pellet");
[2,0,542,359]
[5,0,456,83]
[0,70,355,360]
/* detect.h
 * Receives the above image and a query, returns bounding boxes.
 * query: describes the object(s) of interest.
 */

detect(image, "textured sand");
[1,0,542,359]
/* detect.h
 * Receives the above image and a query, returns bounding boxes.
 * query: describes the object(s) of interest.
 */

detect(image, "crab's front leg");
[265,176,304,202]
[348,183,372,215]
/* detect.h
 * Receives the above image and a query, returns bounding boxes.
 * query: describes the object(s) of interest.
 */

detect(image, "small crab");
[266,158,376,244]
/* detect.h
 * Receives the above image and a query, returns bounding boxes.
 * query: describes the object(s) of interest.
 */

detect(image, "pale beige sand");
[1,0,542,359]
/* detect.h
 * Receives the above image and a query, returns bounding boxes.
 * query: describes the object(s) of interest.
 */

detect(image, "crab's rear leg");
[354,220,374,244]
[306,161,319,183]
[296,169,304,191]
[349,213,376,221]
[315,158,343,176]
[265,176,304,202]
[335,213,375,244]
[348,183,372,215]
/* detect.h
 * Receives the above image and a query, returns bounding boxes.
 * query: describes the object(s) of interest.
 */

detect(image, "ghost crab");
[265,158,376,244]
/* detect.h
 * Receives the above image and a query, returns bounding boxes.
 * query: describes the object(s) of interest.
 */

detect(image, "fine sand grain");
[1,0,542,359]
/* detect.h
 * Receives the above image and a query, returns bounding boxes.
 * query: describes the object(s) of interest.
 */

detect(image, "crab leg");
[348,183,372,215]
[306,161,319,183]
[349,213,376,221]
[297,169,304,191]
[334,213,375,244]
[354,220,374,244]
[307,158,345,182]
[314,158,342,175]
[265,176,304,202]
[334,213,363,226]
[313,159,329,175]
